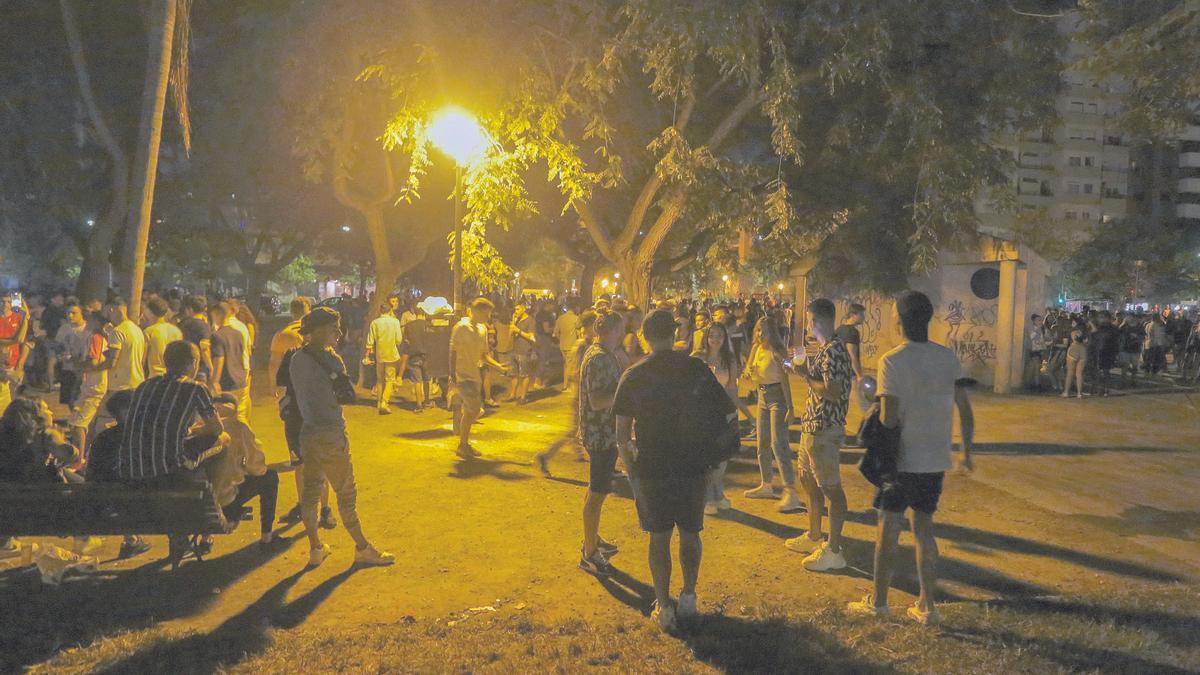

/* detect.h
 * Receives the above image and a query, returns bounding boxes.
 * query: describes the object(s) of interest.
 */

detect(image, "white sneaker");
[704,502,719,516]
[716,498,732,511]
[0,538,20,560]
[784,532,825,553]
[743,484,777,500]
[651,601,678,634]
[846,594,889,616]
[354,545,395,567]
[777,490,803,513]
[308,544,332,568]
[802,542,847,572]
[677,592,698,618]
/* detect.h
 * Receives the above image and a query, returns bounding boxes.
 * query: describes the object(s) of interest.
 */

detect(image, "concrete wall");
[810,238,1057,390]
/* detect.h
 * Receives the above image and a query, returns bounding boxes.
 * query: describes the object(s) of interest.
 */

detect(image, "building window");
[1087,103,1099,114]
[1084,183,1095,194]
[1065,210,1078,220]
[1069,156,1082,167]
[1070,101,1084,113]
[1105,135,1122,146]
[1082,211,1093,221]
[1083,130,1096,141]
[1084,156,1096,167]
[1068,182,1081,194]
[1102,214,1114,223]
[1068,128,1082,140]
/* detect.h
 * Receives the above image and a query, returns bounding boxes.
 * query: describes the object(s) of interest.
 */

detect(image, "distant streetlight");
[777,282,784,290]
[428,107,489,309]
[341,225,351,233]
[601,278,610,288]
[721,274,730,282]
[85,218,95,228]
[613,272,620,279]
[514,271,521,278]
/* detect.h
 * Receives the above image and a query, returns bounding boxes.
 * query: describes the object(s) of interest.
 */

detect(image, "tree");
[1078,0,1200,137]
[417,0,1064,307]
[1066,215,1199,301]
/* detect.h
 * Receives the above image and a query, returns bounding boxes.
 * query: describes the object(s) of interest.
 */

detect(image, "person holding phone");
[741,316,802,512]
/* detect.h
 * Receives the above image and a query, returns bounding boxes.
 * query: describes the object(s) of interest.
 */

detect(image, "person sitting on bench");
[0,396,81,484]
[117,340,226,487]
[85,389,152,559]
[208,392,279,547]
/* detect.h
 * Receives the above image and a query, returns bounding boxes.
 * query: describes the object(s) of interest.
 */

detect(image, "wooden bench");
[0,482,234,538]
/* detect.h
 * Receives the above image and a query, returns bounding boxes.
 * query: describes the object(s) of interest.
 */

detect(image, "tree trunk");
[364,206,397,301]
[76,237,114,303]
[121,0,176,321]
[619,257,653,311]
[577,259,597,307]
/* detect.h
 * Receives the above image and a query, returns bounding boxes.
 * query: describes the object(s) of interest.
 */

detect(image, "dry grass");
[31,585,1200,674]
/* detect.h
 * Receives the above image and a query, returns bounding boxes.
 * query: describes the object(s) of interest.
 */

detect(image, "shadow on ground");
[971,442,1180,456]
[0,536,299,672]
[681,613,894,674]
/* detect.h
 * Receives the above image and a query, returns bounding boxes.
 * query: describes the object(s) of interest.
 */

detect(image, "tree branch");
[573,199,614,262]
[652,228,716,276]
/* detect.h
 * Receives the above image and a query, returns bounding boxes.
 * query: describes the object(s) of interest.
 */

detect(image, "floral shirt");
[800,337,853,433]
[578,343,621,451]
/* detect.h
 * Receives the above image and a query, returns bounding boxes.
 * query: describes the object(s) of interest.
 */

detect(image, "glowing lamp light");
[600,278,610,288]
[341,225,351,232]
[777,283,784,290]
[613,272,620,279]
[427,107,488,166]
[721,274,730,282]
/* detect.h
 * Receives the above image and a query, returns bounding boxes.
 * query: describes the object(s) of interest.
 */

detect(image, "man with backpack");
[613,309,735,634]
[576,311,626,577]
[290,307,393,568]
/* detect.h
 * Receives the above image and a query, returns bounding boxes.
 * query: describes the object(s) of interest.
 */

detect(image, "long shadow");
[681,613,895,674]
[545,475,636,501]
[0,534,299,672]
[395,428,455,440]
[944,625,1196,675]
[448,457,531,481]
[1067,504,1200,541]
[713,509,803,539]
[979,595,1200,650]
[840,511,1183,583]
[595,568,656,615]
[971,442,1180,456]
[93,565,359,674]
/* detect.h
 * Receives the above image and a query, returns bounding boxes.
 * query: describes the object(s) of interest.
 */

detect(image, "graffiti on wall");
[837,292,887,361]
[944,300,998,366]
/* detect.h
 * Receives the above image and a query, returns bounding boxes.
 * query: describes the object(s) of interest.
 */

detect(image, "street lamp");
[428,107,489,309]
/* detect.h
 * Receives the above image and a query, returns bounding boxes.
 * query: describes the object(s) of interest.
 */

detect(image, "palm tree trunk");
[122,0,176,320]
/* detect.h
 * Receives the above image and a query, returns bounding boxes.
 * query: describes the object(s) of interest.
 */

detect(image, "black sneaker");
[597,539,619,556]
[319,506,338,530]
[118,538,152,560]
[579,548,615,577]
[279,505,302,525]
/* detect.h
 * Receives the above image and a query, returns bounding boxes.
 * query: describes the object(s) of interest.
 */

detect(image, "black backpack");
[857,402,900,487]
[276,348,302,422]
[674,358,740,469]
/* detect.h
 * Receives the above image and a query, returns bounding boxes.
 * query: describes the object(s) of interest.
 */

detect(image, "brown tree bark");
[122,0,176,320]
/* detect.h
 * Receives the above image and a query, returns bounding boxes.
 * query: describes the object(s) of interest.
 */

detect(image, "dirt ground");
[3,374,1199,673]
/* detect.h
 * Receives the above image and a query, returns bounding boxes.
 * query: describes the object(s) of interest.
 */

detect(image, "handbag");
[857,402,899,488]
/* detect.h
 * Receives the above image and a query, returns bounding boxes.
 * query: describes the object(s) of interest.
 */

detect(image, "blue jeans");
[756,383,795,487]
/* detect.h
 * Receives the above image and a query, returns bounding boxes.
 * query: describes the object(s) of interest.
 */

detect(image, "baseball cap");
[641,309,678,341]
[299,306,340,335]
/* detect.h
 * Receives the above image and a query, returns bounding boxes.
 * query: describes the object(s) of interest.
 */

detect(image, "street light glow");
[601,278,610,288]
[722,274,729,282]
[341,225,351,232]
[427,107,488,166]
[613,272,620,279]
[777,283,784,290]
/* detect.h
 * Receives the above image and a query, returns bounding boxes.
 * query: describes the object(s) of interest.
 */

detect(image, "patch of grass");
[31,586,1200,674]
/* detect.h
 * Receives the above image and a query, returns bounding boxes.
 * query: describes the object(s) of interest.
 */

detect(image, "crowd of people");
[1028,305,1199,397]
[1,283,976,633]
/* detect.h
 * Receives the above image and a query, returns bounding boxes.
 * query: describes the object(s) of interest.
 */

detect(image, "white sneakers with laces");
[801,541,846,572]
[308,543,332,568]
[355,545,396,567]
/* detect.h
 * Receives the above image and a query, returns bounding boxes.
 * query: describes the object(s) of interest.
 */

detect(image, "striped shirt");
[118,375,217,480]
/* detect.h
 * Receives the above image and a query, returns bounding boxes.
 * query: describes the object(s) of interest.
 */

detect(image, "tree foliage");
[1066,215,1199,300]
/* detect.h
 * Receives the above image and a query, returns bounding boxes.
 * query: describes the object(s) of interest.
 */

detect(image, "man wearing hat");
[290,307,394,568]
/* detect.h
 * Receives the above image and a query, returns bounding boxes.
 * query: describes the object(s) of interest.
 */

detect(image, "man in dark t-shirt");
[835,303,866,442]
[178,295,215,386]
[614,309,729,634]
[209,301,249,420]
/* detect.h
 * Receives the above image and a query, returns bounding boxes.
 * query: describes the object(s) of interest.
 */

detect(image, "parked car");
[259,295,281,316]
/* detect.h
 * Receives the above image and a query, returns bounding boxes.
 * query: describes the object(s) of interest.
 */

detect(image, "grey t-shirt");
[289,347,346,432]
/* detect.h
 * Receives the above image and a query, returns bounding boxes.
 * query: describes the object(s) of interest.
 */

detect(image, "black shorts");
[873,472,944,514]
[633,475,707,534]
[585,444,618,494]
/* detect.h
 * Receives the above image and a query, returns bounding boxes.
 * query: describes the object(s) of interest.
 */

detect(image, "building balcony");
[1101,164,1130,175]
[1181,152,1200,168]
[1179,177,1200,195]
[1182,125,1200,142]
[1178,203,1200,220]
[1062,138,1102,152]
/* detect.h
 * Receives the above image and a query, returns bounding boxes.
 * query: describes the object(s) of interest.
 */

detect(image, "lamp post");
[428,107,488,310]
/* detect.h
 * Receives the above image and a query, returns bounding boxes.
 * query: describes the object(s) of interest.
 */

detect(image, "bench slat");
[0,482,235,537]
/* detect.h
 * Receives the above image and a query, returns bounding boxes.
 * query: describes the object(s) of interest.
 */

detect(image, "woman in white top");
[741,317,802,512]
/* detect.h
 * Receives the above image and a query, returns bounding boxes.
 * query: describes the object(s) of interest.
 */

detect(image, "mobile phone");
[10,292,22,311]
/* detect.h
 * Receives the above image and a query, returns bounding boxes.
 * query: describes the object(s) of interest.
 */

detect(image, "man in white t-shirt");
[553,300,581,390]
[847,290,974,626]
[91,297,146,436]
[143,297,183,377]
[449,297,507,459]
[365,295,404,415]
